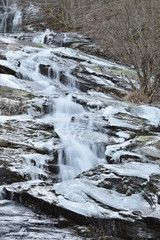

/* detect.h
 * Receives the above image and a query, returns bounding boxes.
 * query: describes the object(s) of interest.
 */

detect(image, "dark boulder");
[0,64,17,77]
[0,167,23,185]
[39,64,57,78]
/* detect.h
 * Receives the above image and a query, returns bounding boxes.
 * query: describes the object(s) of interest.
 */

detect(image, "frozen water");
[53,176,160,218]
[0,199,82,239]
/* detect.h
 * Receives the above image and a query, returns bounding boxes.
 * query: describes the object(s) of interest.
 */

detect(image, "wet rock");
[59,72,69,85]
[0,64,17,77]
[0,53,7,61]
[3,179,160,239]
[0,98,27,115]
[73,43,105,58]
[0,167,23,185]
[48,164,59,175]
[39,64,57,78]
[44,32,90,48]
[75,226,93,238]
[71,64,128,96]
[148,174,160,204]
[54,51,86,63]
[60,69,96,92]
[0,117,61,182]
[28,97,54,118]
[0,199,82,240]
[57,216,74,228]
[73,64,114,81]
[0,86,34,100]
[96,85,127,98]
[133,136,160,162]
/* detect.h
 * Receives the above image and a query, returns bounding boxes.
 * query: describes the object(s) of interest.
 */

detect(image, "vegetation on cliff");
[42,0,160,103]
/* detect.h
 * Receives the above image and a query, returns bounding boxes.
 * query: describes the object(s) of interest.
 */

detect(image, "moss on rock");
[0,86,34,100]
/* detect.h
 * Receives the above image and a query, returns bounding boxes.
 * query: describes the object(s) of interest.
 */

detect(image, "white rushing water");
[0,0,22,34]
[0,0,8,34]
[52,94,105,181]
[2,33,107,181]
[12,10,22,33]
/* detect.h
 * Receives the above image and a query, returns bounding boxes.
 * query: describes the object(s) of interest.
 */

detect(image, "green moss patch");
[109,68,138,80]
[0,86,34,100]
[139,136,151,143]
[91,66,103,73]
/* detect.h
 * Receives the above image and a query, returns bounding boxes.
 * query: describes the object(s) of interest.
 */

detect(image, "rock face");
[0,17,160,240]
[0,198,83,240]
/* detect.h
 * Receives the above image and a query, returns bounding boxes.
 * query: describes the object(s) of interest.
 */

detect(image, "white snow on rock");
[103,103,160,127]
[0,74,26,90]
[137,105,160,126]
[53,175,160,218]
[0,59,16,70]
[103,162,160,180]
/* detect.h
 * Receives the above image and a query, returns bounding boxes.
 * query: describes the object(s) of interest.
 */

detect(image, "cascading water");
[52,94,105,181]
[0,0,22,34]
[0,0,8,33]
[4,31,106,182]
[12,9,22,32]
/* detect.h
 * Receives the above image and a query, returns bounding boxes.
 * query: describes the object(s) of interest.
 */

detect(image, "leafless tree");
[41,0,160,102]
[81,0,160,101]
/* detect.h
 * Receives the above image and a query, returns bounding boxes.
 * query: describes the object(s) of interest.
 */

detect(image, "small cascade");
[32,29,51,44]
[0,0,22,34]
[0,0,8,34]
[52,94,105,181]
[12,9,22,33]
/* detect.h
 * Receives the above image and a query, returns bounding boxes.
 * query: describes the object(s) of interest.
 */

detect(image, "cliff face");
[0,0,55,33]
[19,0,58,32]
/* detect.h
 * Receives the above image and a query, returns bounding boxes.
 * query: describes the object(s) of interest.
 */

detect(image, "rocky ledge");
[3,160,160,239]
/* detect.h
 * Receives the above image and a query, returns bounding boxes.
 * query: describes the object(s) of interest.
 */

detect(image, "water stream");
[0,0,8,33]
[0,27,106,181]
[14,40,106,181]
[52,94,105,181]
[0,0,22,34]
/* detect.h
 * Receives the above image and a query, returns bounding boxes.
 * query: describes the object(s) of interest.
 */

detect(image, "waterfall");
[12,10,22,33]
[3,33,106,181]
[0,0,8,34]
[0,0,22,34]
[52,94,105,181]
